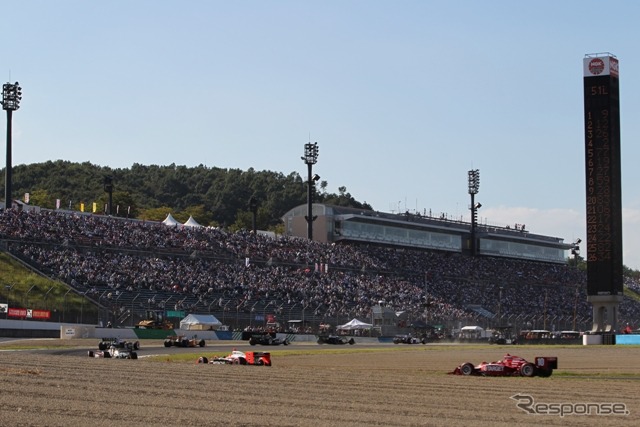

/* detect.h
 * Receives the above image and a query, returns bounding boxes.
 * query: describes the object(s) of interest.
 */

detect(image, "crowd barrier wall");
[615,335,640,345]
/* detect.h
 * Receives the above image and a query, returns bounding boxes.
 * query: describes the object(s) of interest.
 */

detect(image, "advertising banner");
[7,307,51,319]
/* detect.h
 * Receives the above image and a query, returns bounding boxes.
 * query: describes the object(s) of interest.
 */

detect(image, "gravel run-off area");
[1,340,639,426]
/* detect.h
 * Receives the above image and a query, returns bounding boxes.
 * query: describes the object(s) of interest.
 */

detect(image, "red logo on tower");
[588,58,605,75]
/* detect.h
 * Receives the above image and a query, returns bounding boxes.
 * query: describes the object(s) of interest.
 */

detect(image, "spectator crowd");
[1,208,639,331]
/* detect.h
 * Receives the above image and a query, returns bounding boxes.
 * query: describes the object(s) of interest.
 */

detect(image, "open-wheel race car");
[197,350,271,366]
[88,347,138,359]
[392,334,426,344]
[248,332,289,346]
[317,335,355,345]
[450,354,557,377]
[98,337,140,351]
[164,335,206,348]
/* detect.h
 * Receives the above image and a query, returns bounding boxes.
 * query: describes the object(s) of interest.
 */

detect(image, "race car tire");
[103,351,112,359]
[130,352,138,360]
[283,340,289,346]
[348,338,355,345]
[164,340,172,347]
[249,338,257,346]
[98,342,107,351]
[133,341,140,350]
[460,363,475,376]
[255,359,264,366]
[537,369,553,378]
[88,350,95,358]
[198,356,208,364]
[520,363,535,377]
[199,339,206,347]
[181,339,189,347]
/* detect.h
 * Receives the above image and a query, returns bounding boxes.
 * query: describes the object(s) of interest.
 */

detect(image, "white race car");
[197,350,271,366]
[88,347,138,359]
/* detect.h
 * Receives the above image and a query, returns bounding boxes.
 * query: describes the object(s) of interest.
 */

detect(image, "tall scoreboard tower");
[583,53,623,333]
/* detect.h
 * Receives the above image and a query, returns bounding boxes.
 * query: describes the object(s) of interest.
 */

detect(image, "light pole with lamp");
[467,169,480,256]
[3,284,13,318]
[571,239,581,267]
[301,142,319,240]
[103,175,114,216]
[542,289,549,330]
[248,196,258,235]
[572,285,580,331]
[5,283,14,305]
[42,286,54,312]
[250,301,259,328]
[131,293,140,327]
[114,291,125,325]
[1,81,22,208]
[25,285,36,308]
[62,289,71,323]
[236,299,245,330]
[497,286,504,326]
[223,299,233,325]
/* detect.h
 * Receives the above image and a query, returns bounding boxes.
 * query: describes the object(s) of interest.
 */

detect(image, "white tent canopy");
[179,314,222,331]
[184,216,202,227]
[162,213,182,227]
[337,318,373,330]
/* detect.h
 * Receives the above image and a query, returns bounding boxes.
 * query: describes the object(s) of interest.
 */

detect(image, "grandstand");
[282,203,572,263]
[1,207,639,334]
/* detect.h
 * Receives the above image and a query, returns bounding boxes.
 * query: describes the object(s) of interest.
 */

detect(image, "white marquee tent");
[337,318,373,330]
[162,213,182,227]
[179,314,222,331]
[184,216,202,227]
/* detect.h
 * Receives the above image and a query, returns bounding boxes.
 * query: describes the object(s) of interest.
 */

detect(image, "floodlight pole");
[2,82,22,208]
[301,142,319,240]
[248,196,258,235]
[104,175,114,216]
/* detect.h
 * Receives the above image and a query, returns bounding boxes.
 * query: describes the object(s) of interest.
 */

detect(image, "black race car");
[164,335,206,348]
[392,334,426,344]
[248,332,289,346]
[98,337,140,351]
[317,335,355,345]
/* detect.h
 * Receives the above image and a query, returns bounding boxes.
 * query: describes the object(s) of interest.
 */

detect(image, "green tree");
[25,189,55,209]
[139,206,174,222]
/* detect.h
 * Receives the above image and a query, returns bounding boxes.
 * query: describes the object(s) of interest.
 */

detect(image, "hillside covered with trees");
[2,160,371,231]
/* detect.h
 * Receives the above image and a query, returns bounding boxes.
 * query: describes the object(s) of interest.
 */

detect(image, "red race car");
[450,354,557,377]
[197,350,272,366]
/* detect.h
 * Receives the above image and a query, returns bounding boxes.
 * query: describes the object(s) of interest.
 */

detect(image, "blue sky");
[3,1,640,268]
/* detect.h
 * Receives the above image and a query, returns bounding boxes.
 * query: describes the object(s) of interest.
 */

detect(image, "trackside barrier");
[602,333,616,345]
[583,334,603,345]
[582,333,616,345]
[614,334,640,345]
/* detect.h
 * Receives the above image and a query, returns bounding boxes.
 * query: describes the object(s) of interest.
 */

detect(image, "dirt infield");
[0,341,638,426]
